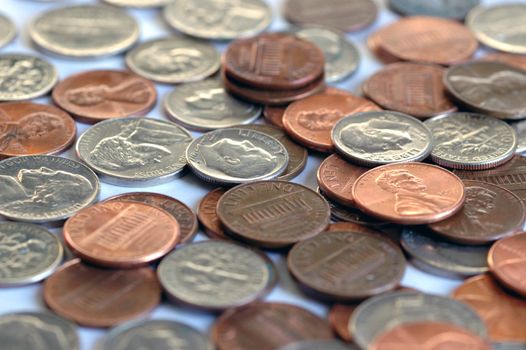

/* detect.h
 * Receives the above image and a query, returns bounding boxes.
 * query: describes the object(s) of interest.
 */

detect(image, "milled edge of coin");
[0,13,16,48]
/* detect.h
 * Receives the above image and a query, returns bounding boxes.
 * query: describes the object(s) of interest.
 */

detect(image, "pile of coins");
[1,0,526,349]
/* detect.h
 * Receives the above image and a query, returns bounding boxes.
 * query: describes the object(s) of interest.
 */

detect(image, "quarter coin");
[0,13,15,48]
[197,188,227,239]
[488,233,526,298]
[279,340,357,350]
[388,0,480,20]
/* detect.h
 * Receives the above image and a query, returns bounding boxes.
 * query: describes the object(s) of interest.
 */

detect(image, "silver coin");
[279,340,358,350]
[103,0,173,7]
[0,54,57,101]
[401,227,489,279]
[0,155,99,223]
[511,119,526,153]
[164,0,272,40]
[389,0,480,20]
[186,127,289,185]
[331,111,434,167]
[100,319,213,350]
[294,27,360,83]
[29,5,139,58]
[164,80,261,131]
[126,37,220,84]
[350,291,487,350]
[158,240,276,310]
[0,13,16,48]
[76,118,193,187]
[425,113,517,170]
[0,312,79,350]
[467,4,526,54]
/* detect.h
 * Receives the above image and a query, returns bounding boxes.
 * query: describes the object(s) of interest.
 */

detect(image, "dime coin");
[29,5,139,58]
[217,181,330,248]
[0,222,63,286]
[0,155,99,223]
[0,102,76,159]
[0,312,79,350]
[352,163,465,225]
[279,340,357,350]
[388,0,480,20]
[99,319,214,350]
[77,118,192,186]
[329,304,357,342]
[52,70,157,124]
[164,0,272,40]
[64,201,180,268]
[288,231,406,301]
[126,37,220,84]
[197,188,227,239]
[481,53,526,71]
[425,113,517,170]
[106,192,198,244]
[158,240,276,310]
[212,302,334,350]
[44,259,161,328]
[103,0,173,8]
[164,80,261,131]
[0,14,15,48]
[350,291,487,350]
[186,128,288,185]
[0,54,57,101]
[488,233,526,298]
[332,111,433,167]
[445,61,526,120]
[453,274,526,342]
[264,105,286,129]
[428,181,525,245]
[363,63,456,119]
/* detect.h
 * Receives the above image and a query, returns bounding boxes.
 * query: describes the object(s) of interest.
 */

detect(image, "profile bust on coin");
[341,118,413,153]
[0,113,62,153]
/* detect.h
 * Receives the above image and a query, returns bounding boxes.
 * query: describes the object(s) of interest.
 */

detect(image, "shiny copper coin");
[452,274,526,342]
[283,91,381,152]
[105,192,198,244]
[363,63,457,118]
[367,30,400,64]
[370,322,492,350]
[197,188,227,240]
[329,304,356,342]
[352,163,466,225]
[43,259,161,328]
[212,302,334,350]
[52,70,157,123]
[264,105,286,129]
[64,201,180,268]
[481,53,526,71]
[489,233,526,298]
[0,102,76,158]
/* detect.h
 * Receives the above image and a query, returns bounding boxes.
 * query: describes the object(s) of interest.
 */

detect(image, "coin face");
[164,80,261,131]
[30,5,139,58]
[164,0,271,40]
[186,128,289,185]
[0,14,15,48]
[197,188,227,239]
[425,113,517,170]
[488,233,526,298]
[103,0,173,7]
[126,37,220,84]
[77,118,192,186]
[388,0,480,20]
[279,340,357,350]
[52,70,157,123]
[0,155,99,223]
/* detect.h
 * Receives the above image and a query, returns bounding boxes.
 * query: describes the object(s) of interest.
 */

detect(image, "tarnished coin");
[0,222,63,286]
[77,118,192,186]
[444,61,526,120]
[329,304,356,342]
[0,155,99,223]
[279,340,357,350]
[186,128,288,185]
[158,241,276,310]
[126,37,220,84]
[197,188,227,239]
[323,193,390,229]
[44,259,161,328]
[489,233,526,298]
[29,5,139,58]
[99,319,214,350]
[0,54,57,101]
[212,302,334,350]
[164,80,261,131]
[481,53,526,71]
[388,0,480,20]
[164,0,271,40]
[0,14,15,48]
[264,105,286,129]
[0,312,78,350]
[467,4,526,54]
[217,181,330,248]
[350,291,487,350]
[0,102,76,159]
[103,0,172,7]
[425,113,517,170]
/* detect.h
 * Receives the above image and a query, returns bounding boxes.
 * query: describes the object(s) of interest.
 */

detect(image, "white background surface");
[0,0,505,349]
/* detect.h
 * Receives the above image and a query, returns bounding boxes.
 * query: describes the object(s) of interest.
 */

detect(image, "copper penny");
[0,102,76,159]
[197,188,227,240]
[452,274,526,342]
[489,233,526,298]
[64,201,180,268]
[212,302,334,350]
[368,30,400,65]
[480,53,526,71]
[327,221,383,236]
[283,91,381,152]
[328,304,356,342]
[428,181,525,245]
[43,259,161,328]
[363,63,457,119]
[264,105,286,129]
[52,70,157,123]
[371,322,492,350]
[105,192,198,244]
[352,163,466,225]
